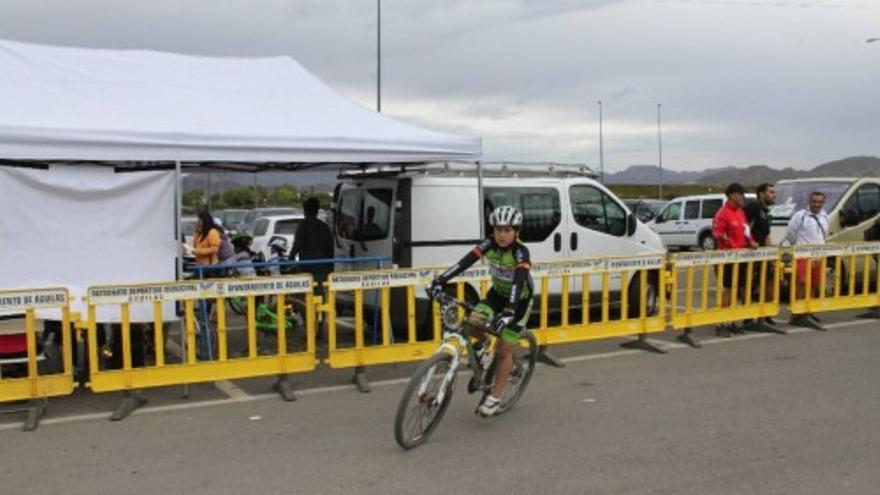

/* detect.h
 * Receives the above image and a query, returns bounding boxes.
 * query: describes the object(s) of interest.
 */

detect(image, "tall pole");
[657,103,663,200]
[376,0,382,112]
[206,172,212,212]
[253,172,259,209]
[598,100,604,183]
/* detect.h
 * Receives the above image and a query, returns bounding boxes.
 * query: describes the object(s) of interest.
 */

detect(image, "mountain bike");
[393,291,538,450]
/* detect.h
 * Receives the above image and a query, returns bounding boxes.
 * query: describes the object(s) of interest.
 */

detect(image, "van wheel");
[699,231,716,251]
[628,272,659,318]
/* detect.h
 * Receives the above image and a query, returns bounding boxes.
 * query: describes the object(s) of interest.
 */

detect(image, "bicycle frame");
[420,293,500,405]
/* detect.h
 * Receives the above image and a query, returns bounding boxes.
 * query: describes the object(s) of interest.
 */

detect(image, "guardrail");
[2,243,878,429]
[670,247,782,344]
[530,255,667,350]
[788,242,880,328]
[0,287,74,430]
[85,275,317,419]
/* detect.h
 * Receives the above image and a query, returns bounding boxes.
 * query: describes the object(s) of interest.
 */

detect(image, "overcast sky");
[1,0,878,172]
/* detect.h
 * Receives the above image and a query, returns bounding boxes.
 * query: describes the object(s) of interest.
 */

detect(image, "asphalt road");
[1,311,878,495]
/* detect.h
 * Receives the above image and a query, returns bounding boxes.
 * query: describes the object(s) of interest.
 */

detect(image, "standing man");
[743,183,785,334]
[713,183,756,337]
[784,191,829,330]
[290,197,335,338]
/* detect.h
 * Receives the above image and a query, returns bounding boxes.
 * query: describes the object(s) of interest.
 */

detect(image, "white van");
[647,193,756,250]
[770,177,880,245]
[331,162,664,335]
[770,177,880,293]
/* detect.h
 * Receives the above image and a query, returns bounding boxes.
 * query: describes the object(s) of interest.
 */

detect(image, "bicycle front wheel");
[394,352,456,450]
[497,330,538,414]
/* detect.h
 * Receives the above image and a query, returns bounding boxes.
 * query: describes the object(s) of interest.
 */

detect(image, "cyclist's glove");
[428,279,444,300]
[491,309,515,334]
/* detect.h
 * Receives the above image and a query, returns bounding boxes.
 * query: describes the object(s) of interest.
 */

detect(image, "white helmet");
[488,205,523,228]
[268,236,288,253]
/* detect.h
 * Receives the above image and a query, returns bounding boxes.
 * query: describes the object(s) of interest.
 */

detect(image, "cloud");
[0,0,877,170]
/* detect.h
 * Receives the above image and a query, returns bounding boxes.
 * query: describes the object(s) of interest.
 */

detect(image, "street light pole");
[657,103,663,200]
[598,100,604,183]
[376,0,382,113]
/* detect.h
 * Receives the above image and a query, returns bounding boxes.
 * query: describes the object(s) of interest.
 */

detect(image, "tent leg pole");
[175,160,189,399]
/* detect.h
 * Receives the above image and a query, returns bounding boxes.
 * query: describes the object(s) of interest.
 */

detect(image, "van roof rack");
[337,161,597,179]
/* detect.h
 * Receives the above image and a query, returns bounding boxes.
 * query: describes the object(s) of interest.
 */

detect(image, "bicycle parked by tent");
[393,291,538,450]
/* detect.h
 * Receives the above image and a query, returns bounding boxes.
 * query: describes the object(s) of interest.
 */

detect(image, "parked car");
[238,207,299,234]
[623,198,667,223]
[180,216,197,258]
[219,209,247,234]
[250,214,305,260]
[647,193,754,250]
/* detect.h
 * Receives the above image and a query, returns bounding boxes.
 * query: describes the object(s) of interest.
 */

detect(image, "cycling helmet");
[231,233,253,249]
[268,236,288,254]
[488,205,523,228]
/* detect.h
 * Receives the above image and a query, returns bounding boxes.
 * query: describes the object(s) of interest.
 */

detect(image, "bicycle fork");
[419,333,467,406]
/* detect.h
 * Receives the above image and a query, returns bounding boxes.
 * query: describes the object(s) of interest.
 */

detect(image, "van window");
[843,184,880,225]
[659,202,682,222]
[569,185,627,237]
[684,201,701,220]
[335,188,393,241]
[701,199,722,219]
[484,187,561,242]
[252,218,269,237]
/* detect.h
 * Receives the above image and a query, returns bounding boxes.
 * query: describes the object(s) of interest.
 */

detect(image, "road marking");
[213,380,251,401]
[0,315,875,432]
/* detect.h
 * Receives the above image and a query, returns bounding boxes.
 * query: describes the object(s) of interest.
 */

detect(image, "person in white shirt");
[784,191,829,327]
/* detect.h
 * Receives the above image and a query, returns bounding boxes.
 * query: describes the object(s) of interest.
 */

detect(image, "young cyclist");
[429,205,533,417]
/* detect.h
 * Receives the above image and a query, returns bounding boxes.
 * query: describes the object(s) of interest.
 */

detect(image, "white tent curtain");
[0,165,176,321]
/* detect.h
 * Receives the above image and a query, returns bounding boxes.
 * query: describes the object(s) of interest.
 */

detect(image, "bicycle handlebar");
[431,291,504,338]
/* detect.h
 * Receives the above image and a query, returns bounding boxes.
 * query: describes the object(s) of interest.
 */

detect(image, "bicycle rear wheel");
[227,296,247,316]
[496,331,538,414]
[394,352,456,450]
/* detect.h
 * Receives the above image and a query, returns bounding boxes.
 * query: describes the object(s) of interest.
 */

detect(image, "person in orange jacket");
[192,211,222,266]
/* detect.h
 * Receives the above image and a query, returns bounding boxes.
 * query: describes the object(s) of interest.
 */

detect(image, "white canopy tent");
[0,39,480,163]
[0,39,482,321]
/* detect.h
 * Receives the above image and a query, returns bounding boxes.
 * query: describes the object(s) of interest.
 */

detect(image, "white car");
[250,214,305,260]
[180,216,197,258]
[647,193,755,250]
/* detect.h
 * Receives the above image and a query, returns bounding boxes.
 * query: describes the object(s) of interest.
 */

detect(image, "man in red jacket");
[713,183,756,337]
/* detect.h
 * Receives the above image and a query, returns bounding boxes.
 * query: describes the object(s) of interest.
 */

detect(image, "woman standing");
[192,211,222,267]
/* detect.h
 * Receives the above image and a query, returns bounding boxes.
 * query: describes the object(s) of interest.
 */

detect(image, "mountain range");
[605,156,880,186]
[183,156,879,192]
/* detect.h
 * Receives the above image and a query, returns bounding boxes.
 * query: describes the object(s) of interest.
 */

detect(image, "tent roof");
[0,39,481,164]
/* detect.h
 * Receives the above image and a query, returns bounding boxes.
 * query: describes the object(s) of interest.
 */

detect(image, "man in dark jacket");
[743,183,785,334]
[290,197,334,296]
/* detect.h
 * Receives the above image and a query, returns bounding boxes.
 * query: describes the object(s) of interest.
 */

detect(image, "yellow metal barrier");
[530,255,667,346]
[325,254,667,388]
[0,287,74,430]
[324,269,443,371]
[85,276,317,401]
[670,248,781,330]
[789,242,880,315]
